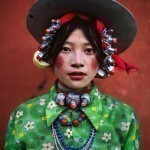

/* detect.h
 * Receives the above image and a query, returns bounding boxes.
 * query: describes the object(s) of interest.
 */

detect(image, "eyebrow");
[64,41,91,46]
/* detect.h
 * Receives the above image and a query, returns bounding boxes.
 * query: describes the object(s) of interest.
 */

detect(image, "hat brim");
[26,0,137,54]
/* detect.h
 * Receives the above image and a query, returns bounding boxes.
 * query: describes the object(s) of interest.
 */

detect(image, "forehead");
[64,28,91,46]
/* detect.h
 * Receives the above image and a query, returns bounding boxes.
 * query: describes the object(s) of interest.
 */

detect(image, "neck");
[56,80,93,94]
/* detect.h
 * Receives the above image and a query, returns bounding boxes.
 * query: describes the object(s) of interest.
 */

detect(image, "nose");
[71,51,84,68]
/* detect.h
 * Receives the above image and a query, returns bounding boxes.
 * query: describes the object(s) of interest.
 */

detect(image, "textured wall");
[0,0,149,149]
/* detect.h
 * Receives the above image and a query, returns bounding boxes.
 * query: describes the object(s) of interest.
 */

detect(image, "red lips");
[68,71,86,75]
[68,71,86,80]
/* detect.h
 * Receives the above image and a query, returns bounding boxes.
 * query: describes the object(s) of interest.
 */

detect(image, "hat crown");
[26,0,137,53]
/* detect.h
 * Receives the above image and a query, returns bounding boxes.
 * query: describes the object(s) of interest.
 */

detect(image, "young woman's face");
[53,28,99,89]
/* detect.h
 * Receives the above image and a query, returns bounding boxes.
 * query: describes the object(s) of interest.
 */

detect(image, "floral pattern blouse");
[4,84,140,150]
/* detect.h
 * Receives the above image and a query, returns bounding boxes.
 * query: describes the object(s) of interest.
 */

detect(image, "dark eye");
[84,48,94,54]
[61,47,71,52]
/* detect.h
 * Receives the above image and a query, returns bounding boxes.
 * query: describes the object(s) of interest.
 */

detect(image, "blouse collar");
[46,84,103,131]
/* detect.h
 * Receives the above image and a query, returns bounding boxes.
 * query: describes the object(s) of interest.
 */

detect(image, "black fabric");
[26,0,137,54]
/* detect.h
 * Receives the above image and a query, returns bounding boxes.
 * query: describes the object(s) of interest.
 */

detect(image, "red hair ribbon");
[60,13,76,25]
[112,54,139,73]
[60,13,105,33]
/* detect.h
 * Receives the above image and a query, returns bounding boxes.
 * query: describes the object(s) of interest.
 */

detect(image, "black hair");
[49,16,105,67]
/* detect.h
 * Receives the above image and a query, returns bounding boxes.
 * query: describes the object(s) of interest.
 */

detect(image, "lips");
[68,71,86,75]
[68,71,86,80]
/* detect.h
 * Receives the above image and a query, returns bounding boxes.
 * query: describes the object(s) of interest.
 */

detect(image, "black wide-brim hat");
[26,0,137,54]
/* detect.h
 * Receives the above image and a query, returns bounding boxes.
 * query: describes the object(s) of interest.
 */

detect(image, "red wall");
[0,0,150,149]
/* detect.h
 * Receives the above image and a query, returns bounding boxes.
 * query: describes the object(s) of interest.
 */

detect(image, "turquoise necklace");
[52,120,96,150]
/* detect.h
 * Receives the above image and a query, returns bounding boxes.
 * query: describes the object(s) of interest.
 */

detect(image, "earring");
[33,51,50,69]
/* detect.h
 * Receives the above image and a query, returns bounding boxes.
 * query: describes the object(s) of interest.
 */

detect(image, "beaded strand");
[52,124,64,150]
[58,113,86,127]
[52,120,96,150]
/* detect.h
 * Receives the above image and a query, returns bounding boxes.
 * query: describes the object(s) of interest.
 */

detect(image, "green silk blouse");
[4,84,140,150]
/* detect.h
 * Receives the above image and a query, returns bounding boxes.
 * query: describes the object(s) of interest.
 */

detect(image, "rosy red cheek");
[91,58,99,69]
[55,55,64,68]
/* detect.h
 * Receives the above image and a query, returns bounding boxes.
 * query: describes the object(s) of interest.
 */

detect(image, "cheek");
[91,58,99,70]
[55,55,64,69]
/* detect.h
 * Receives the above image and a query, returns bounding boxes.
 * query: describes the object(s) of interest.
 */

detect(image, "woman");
[5,0,140,149]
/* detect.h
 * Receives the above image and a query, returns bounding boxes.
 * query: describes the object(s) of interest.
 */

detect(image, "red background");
[0,0,150,149]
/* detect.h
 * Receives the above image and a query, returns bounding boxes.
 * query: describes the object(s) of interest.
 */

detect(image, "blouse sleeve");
[4,110,20,149]
[123,110,141,150]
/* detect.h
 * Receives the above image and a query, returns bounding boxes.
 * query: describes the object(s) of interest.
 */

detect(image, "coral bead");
[51,19,56,23]
[70,101,77,108]
[42,36,46,41]
[61,119,68,126]
[71,104,77,109]
[113,38,117,43]
[46,28,50,34]
[80,114,86,119]
[73,119,79,127]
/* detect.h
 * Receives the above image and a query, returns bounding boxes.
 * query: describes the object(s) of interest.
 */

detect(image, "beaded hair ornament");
[33,13,138,78]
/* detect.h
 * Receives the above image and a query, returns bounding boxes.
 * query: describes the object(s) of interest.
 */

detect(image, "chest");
[15,109,123,150]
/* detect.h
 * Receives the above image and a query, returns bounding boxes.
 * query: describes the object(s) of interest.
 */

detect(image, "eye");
[84,48,94,54]
[61,47,71,52]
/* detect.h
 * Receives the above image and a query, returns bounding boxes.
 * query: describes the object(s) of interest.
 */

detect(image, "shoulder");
[105,94,134,111]
[98,91,137,120]
[92,86,136,116]
[105,95,134,113]
[17,92,49,109]
[10,92,50,120]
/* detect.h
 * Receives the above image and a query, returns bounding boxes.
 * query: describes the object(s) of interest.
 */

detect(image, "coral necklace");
[58,113,86,127]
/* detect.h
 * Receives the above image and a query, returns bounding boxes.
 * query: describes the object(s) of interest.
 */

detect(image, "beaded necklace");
[56,81,93,109]
[58,113,86,127]
[52,120,96,150]
[53,81,96,149]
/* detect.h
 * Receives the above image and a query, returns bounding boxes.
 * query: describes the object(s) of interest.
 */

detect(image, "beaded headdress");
[33,13,138,78]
